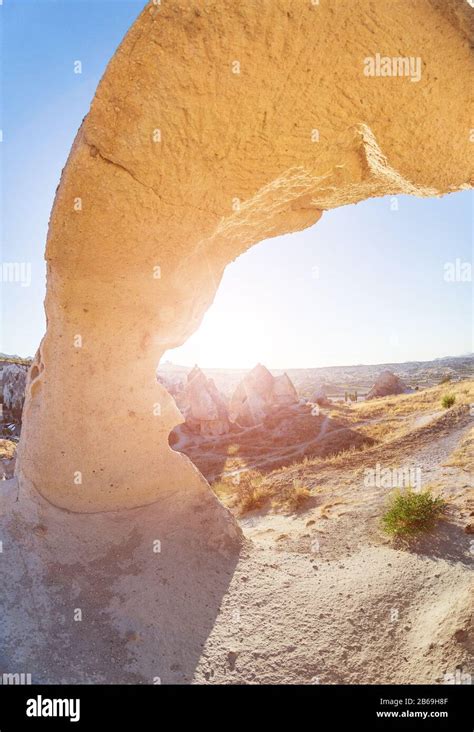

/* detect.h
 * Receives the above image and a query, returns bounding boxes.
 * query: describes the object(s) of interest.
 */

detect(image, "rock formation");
[156,371,184,398]
[229,364,274,426]
[230,364,298,427]
[1,363,29,421]
[273,373,299,406]
[367,370,412,399]
[312,383,331,405]
[15,0,473,513]
[2,0,472,682]
[181,366,230,437]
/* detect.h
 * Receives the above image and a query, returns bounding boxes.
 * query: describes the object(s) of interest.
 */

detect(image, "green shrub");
[381,489,446,537]
[441,393,456,409]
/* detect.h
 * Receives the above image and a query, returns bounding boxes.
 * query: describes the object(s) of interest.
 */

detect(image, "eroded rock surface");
[1,363,28,421]
[367,370,412,399]
[230,364,298,427]
[16,0,473,512]
[180,366,230,437]
[312,383,331,405]
[3,0,473,684]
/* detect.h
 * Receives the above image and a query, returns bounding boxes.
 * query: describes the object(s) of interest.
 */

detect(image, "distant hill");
[0,353,33,367]
[3,352,472,400]
[159,354,474,399]
[285,354,474,399]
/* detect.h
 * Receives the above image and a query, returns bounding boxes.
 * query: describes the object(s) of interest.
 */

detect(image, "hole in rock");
[158,193,472,518]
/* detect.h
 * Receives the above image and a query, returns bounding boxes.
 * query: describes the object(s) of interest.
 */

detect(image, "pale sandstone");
[272,373,299,406]
[2,0,473,684]
[182,366,230,436]
[16,0,473,513]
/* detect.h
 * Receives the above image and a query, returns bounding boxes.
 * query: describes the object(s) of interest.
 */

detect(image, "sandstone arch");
[16,0,473,515]
[3,0,473,685]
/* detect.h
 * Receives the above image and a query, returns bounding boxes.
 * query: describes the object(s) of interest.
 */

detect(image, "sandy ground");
[1,391,472,685]
[191,404,473,684]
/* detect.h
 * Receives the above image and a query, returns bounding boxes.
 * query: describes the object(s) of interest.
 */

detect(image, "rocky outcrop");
[181,366,230,437]
[312,383,331,405]
[273,373,299,406]
[230,364,298,427]
[229,364,273,427]
[1,363,29,421]
[157,372,184,398]
[367,370,412,400]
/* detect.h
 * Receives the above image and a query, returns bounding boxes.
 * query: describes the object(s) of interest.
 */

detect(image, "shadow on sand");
[401,520,473,568]
[0,476,241,683]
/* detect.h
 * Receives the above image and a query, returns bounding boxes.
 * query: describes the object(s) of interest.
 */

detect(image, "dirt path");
[193,408,453,482]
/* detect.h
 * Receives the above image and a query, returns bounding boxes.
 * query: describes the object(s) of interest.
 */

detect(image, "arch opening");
[159,191,472,514]
[14,0,473,519]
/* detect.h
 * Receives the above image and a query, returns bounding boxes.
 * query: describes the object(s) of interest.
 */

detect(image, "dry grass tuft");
[213,471,270,515]
[0,439,16,460]
[212,472,311,516]
[443,428,474,472]
[351,379,473,420]
[272,479,311,512]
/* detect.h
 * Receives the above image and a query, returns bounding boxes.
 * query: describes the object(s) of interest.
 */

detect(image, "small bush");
[381,489,446,538]
[0,439,16,460]
[441,394,456,409]
[274,479,311,512]
[215,471,311,516]
[234,471,270,515]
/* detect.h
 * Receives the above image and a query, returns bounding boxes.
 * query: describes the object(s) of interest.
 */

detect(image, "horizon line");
[158,351,474,373]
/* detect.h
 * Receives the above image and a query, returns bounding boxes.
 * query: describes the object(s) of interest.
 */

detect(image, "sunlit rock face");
[229,364,298,427]
[229,364,274,427]
[273,373,299,406]
[15,0,473,513]
[367,370,412,400]
[182,366,230,437]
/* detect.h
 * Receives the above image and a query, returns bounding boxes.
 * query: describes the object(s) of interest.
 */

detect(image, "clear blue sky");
[1,1,472,367]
